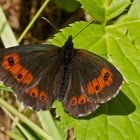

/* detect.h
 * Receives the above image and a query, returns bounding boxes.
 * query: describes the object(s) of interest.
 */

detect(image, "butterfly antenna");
[73,19,100,39]
[41,17,67,40]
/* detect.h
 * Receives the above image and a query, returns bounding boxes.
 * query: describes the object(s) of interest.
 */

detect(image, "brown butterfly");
[0,35,123,118]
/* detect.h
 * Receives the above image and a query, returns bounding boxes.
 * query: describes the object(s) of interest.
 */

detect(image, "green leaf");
[37,111,63,140]
[52,18,140,139]
[0,6,17,47]
[128,0,140,18]
[127,0,140,49]
[105,0,131,21]
[78,0,105,22]
[78,0,131,23]
[54,0,80,12]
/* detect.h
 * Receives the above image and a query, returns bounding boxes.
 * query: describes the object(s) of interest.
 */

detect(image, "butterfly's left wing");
[63,49,123,118]
[0,44,61,110]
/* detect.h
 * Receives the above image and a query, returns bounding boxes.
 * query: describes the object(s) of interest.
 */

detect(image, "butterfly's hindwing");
[63,59,98,118]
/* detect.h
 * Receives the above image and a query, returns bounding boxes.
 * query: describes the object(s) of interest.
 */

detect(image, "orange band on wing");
[70,96,78,105]
[2,53,20,70]
[15,66,33,84]
[78,94,87,104]
[2,53,33,85]
[101,67,112,86]
[97,76,106,89]
[92,79,102,94]
[28,87,39,98]
[26,88,47,101]
[87,67,113,95]
[39,90,47,101]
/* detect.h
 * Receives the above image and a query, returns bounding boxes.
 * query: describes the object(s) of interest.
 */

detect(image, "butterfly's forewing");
[77,50,123,103]
[0,44,61,109]
[63,49,123,118]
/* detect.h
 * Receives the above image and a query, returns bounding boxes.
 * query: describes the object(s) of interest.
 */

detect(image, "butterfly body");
[56,35,74,100]
[0,35,123,118]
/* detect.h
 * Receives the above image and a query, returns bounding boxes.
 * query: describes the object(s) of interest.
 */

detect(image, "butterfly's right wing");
[62,49,123,118]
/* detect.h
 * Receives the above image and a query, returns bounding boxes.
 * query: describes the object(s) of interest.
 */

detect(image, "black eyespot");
[104,72,109,81]
[17,74,22,79]
[8,57,14,66]
[31,93,35,96]
[95,85,99,91]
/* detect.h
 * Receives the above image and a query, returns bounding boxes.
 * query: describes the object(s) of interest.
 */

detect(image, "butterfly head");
[60,35,75,63]
[63,35,73,50]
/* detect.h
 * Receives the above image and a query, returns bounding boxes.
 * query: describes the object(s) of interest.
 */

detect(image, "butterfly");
[0,35,123,118]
